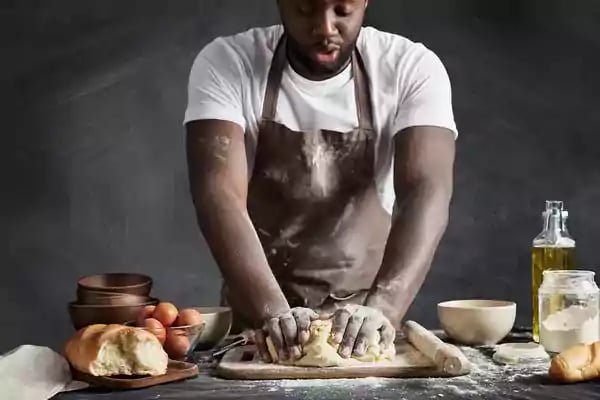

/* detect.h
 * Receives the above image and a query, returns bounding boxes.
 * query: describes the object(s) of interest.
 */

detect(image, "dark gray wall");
[2,0,600,353]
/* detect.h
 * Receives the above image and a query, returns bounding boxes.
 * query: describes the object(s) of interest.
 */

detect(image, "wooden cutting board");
[216,341,462,380]
[71,359,199,389]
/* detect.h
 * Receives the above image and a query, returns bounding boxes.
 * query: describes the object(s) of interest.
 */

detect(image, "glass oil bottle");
[532,200,576,342]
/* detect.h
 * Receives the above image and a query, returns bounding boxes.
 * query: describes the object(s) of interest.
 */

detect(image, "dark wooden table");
[55,331,600,400]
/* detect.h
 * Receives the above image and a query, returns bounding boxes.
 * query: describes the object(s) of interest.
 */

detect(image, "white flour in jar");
[540,305,600,353]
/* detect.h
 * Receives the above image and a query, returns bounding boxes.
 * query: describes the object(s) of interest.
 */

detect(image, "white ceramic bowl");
[437,299,516,345]
[192,307,232,350]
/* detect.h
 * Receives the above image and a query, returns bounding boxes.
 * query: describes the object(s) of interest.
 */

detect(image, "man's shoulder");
[196,25,283,65]
[358,26,442,75]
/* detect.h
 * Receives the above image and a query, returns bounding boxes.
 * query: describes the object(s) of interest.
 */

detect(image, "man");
[185,0,456,363]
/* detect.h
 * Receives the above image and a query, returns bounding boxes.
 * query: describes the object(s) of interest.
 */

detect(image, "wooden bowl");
[76,289,151,306]
[77,273,152,296]
[437,299,516,345]
[68,298,159,330]
[192,307,232,350]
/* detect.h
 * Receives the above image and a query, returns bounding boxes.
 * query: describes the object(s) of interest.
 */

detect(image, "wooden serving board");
[216,341,462,380]
[71,359,199,389]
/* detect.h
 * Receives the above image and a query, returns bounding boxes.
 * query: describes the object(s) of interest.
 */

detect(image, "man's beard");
[286,35,356,79]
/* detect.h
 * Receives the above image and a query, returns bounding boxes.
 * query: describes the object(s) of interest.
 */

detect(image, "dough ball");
[264,319,395,367]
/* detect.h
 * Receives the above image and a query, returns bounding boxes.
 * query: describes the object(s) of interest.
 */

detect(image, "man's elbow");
[422,184,451,233]
[189,179,246,216]
[396,178,452,225]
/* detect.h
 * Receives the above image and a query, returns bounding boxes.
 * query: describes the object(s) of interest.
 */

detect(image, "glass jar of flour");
[538,270,600,353]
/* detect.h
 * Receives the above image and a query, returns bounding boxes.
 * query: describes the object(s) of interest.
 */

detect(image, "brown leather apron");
[223,35,391,331]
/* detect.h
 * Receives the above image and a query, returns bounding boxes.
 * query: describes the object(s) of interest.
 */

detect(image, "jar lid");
[542,270,595,278]
[493,342,549,365]
[540,270,599,294]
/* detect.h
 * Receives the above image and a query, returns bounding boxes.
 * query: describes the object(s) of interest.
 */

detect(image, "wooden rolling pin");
[403,320,472,375]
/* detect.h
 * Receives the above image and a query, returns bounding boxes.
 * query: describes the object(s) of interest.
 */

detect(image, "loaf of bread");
[549,341,600,383]
[64,324,168,377]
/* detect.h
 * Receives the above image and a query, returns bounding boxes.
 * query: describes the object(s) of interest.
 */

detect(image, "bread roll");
[64,324,168,377]
[549,341,600,383]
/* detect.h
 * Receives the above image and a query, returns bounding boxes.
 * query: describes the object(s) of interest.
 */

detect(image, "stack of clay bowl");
[68,273,159,330]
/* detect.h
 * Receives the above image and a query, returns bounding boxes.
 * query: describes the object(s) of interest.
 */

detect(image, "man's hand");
[254,307,319,363]
[329,304,395,358]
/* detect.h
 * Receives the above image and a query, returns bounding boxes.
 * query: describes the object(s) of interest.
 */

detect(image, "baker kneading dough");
[187,0,455,376]
[265,319,396,367]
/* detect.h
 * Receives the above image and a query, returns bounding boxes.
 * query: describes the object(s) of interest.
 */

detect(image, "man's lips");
[312,45,341,64]
[314,49,340,64]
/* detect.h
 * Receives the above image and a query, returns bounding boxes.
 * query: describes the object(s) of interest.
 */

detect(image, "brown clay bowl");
[68,298,159,330]
[77,273,153,296]
[76,289,151,306]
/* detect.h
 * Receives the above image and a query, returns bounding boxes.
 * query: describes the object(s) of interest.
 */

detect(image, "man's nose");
[311,10,338,39]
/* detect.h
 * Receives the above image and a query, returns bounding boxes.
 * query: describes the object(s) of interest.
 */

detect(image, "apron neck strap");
[352,49,374,131]
[261,34,374,131]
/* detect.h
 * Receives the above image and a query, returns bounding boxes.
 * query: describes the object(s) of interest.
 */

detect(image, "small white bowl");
[437,299,516,345]
[192,307,232,350]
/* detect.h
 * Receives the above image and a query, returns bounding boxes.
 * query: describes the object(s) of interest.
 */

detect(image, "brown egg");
[136,305,156,327]
[164,331,190,359]
[174,308,203,327]
[143,318,166,345]
[152,302,179,327]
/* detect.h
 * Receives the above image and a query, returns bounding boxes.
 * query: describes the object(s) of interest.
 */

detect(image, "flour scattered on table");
[216,341,551,399]
[421,346,550,398]
[278,377,386,388]
[253,345,548,399]
[255,376,392,398]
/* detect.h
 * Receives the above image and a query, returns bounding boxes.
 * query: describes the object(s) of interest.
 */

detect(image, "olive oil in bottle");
[531,200,576,342]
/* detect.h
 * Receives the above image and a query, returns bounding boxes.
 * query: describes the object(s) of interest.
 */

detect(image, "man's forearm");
[365,183,451,325]
[193,187,289,327]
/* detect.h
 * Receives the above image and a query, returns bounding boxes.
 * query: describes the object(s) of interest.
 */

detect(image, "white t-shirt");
[184,24,458,215]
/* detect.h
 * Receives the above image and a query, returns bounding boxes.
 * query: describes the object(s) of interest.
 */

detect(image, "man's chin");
[288,40,353,79]
[307,55,351,78]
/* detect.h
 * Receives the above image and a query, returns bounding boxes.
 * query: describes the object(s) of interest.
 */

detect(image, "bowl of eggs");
[133,302,205,360]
